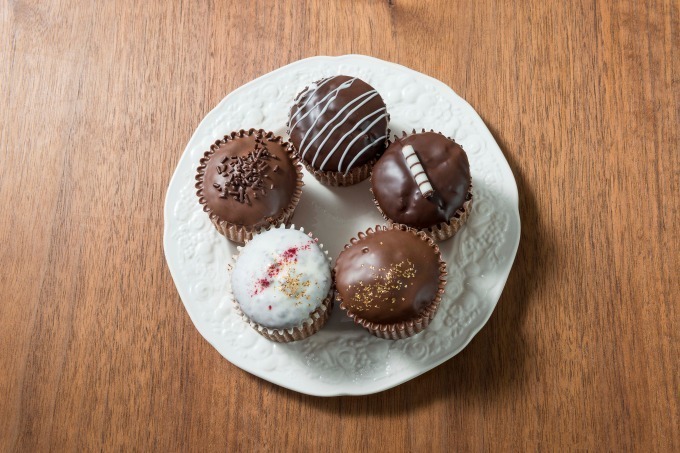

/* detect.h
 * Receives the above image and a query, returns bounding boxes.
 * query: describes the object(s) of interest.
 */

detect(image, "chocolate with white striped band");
[371,131,471,229]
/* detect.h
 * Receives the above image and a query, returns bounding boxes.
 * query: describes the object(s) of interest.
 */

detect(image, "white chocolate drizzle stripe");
[289,78,357,133]
[401,145,433,198]
[299,90,377,160]
[308,92,380,167]
[337,113,389,171]
[289,77,336,123]
[315,106,386,170]
[343,134,388,175]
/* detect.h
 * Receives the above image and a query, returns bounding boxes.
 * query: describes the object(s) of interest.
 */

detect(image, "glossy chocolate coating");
[335,229,440,324]
[202,133,297,228]
[288,75,388,173]
[371,132,471,229]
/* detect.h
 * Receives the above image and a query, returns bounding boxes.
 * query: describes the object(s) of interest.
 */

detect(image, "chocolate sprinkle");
[214,143,275,204]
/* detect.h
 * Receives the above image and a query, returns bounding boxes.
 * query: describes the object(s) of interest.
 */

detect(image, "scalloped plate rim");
[164,54,520,396]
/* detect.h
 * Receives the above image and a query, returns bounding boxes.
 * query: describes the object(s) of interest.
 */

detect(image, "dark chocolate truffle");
[196,129,301,241]
[288,75,388,179]
[371,131,472,233]
[335,226,444,327]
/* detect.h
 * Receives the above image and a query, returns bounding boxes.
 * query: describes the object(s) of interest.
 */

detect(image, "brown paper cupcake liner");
[424,190,473,241]
[370,129,473,241]
[233,289,334,343]
[195,128,304,244]
[229,224,334,343]
[371,185,473,242]
[337,223,447,340]
[301,158,375,187]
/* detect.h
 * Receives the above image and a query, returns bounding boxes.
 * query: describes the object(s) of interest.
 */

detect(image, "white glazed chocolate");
[401,145,434,198]
[231,227,331,329]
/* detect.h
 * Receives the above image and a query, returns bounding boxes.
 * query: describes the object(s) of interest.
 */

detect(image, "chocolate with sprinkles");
[211,140,276,204]
[196,129,300,232]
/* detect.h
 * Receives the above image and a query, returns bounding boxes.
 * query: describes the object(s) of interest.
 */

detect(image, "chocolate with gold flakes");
[334,226,445,327]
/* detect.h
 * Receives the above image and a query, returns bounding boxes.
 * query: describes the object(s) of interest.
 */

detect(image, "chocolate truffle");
[371,131,473,241]
[287,75,389,186]
[196,129,302,243]
[231,226,333,342]
[335,225,446,339]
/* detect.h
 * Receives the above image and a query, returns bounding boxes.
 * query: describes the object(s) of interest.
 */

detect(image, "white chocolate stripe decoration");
[317,107,386,170]
[314,104,385,168]
[289,78,358,133]
[336,112,389,171]
[289,77,337,124]
[343,135,387,174]
[401,145,434,198]
[299,89,377,159]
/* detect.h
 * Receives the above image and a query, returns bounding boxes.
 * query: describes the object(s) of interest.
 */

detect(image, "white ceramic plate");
[164,55,520,396]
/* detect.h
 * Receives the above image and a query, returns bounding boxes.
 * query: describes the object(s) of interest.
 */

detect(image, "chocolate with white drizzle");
[371,131,472,229]
[287,75,389,174]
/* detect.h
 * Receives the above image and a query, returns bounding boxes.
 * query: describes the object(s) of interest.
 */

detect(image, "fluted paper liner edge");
[371,186,473,242]
[301,159,374,187]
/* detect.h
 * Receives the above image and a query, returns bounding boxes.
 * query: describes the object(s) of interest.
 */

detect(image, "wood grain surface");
[1,0,678,451]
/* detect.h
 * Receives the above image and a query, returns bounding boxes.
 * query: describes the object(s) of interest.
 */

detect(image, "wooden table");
[1,0,677,451]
